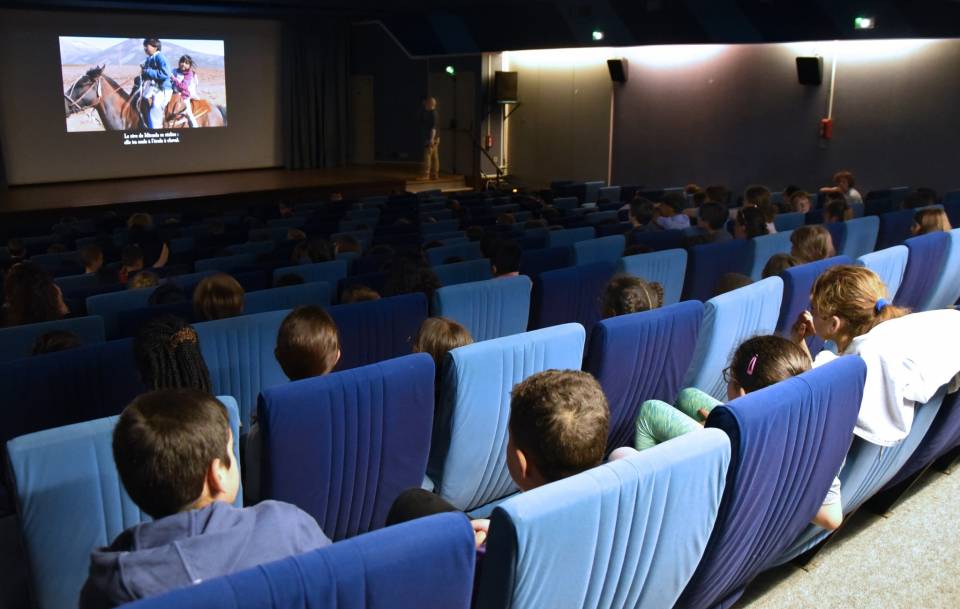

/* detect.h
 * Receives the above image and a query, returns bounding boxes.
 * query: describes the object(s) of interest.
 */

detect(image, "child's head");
[743,185,771,208]
[704,185,729,205]
[127,212,154,230]
[660,192,686,216]
[824,198,852,223]
[790,225,836,263]
[724,335,811,401]
[340,284,381,303]
[762,253,801,279]
[275,305,341,381]
[507,370,609,491]
[492,239,522,277]
[697,202,728,232]
[809,265,909,350]
[3,261,68,326]
[129,270,160,290]
[6,238,25,259]
[134,315,212,393]
[193,273,245,321]
[178,54,194,72]
[601,275,664,318]
[735,206,768,239]
[912,208,952,235]
[712,272,753,297]
[789,191,812,214]
[79,243,104,273]
[832,170,855,192]
[142,39,161,56]
[412,317,473,379]
[334,234,361,255]
[628,198,656,226]
[32,330,82,355]
[121,244,144,271]
[114,389,237,519]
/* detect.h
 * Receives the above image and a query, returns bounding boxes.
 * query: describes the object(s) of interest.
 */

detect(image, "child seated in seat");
[790,225,836,263]
[134,315,212,392]
[912,208,952,235]
[387,369,610,547]
[655,194,691,230]
[193,273,245,321]
[80,389,330,608]
[412,317,473,395]
[601,275,664,318]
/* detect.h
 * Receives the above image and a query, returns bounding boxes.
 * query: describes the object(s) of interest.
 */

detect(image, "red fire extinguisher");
[819,118,833,140]
[485,133,494,150]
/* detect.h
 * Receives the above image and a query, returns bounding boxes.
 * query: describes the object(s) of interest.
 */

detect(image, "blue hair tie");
[875,298,890,314]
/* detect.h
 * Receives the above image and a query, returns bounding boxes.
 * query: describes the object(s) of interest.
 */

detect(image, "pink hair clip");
[746,355,759,376]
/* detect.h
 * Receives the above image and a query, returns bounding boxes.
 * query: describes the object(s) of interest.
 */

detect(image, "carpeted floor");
[738,464,960,609]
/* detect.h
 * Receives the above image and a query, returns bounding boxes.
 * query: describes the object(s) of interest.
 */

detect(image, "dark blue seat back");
[895,232,951,310]
[329,293,427,371]
[630,229,685,252]
[245,281,333,314]
[519,246,571,278]
[682,240,752,301]
[776,256,853,354]
[531,262,617,338]
[0,316,106,363]
[259,354,434,540]
[117,302,196,338]
[876,209,915,250]
[675,357,864,609]
[584,301,704,452]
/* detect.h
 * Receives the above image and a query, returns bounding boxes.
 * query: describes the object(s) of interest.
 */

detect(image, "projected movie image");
[60,37,227,132]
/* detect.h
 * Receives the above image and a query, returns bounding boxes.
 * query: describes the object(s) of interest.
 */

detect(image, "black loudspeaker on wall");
[607,58,628,83]
[796,56,823,86]
[494,71,518,103]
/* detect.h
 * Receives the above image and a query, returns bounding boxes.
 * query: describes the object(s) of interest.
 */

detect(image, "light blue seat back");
[922,228,960,310]
[7,397,241,609]
[683,277,784,400]
[547,227,596,248]
[476,430,730,609]
[87,288,155,338]
[195,253,256,273]
[857,246,909,300]
[432,276,532,342]
[434,259,493,287]
[429,324,586,512]
[244,282,333,315]
[0,316,105,363]
[748,231,793,281]
[195,310,291,430]
[840,216,880,259]
[572,235,626,266]
[617,249,687,306]
[271,260,349,289]
[773,212,805,232]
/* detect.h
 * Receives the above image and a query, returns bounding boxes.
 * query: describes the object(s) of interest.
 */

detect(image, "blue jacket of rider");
[143,52,172,90]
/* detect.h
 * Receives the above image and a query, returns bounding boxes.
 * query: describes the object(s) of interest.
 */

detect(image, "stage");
[0,165,469,215]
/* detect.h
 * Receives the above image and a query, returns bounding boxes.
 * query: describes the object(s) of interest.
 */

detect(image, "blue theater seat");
[87,287,156,338]
[682,239,752,302]
[433,276,532,342]
[54,272,101,294]
[596,221,632,237]
[0,315,105,363]
[194,253,256,273]
[271,260,349,289]
[547,227,596,249]
[857,246,909,301]
[572,235,626,266]
[552,196,579,210]
[675,357,864,609]
[429,324,586,512]
[881,390,960,494]
[476,430,730,609]
[519,246,571,278]
[227,241,276,257]
[531,262,616,338]
[617,249,687,306]
[748,231,793,281]
[116,302,195,338]
[895,231,951,311]
[170,270,217,294]
[244,281,333,314]
[876,209,915,250]
[120,513,475,609]
[422,219,461,234]
[684,277,784,400]
[259,354,433,540]
[7,398,241,609]
[426,242,483,266]
[773,212,805,232]
[840,216,880,259]
[922,228,960,310]
[584,301,705,452]
[776,256,854,354]
[598,185,621,202]
[630,228,687,252]
[329,293,427,372]
[433,258,493,287]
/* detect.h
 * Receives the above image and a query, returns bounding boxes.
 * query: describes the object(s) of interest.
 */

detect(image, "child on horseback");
[171,55,199,128]
[140,38,172,129]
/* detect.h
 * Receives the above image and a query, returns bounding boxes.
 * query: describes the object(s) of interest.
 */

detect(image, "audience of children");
[2,261,69,327]
[790,225,836,263]
[193,273,245,321]
[821,170,863,205]
[735,206,769,239]
[789,190,813,214]
[133,315,212,393]
[655,193,691,230]
[412,317,474,394]
[912,207,952,235]
[128,270,160,290]
[693,202,732,244]
[601,275,664,318]
[824,197,853,223]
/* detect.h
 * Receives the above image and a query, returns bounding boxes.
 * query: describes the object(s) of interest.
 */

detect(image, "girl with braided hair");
[134,315,211,393]
[601,275,664,319]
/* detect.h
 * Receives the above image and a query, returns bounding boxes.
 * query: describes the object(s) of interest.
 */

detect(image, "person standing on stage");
[420,96,440,181]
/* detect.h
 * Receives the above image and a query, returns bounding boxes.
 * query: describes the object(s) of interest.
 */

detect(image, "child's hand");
[471,518,490,548]
[697,408,710,426]
[791,311,815,344]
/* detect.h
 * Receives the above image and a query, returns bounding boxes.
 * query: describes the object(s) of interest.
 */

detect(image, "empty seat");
[547,227,596,248]
[675,357,864,609]
[244,281,333,315]
[477,430,730,609]
[684,277,784,400]
[0,316,105,363]
[121,513,475,609]
[747,231,793,281]
[682,240,752,302]
[519,246,571,278]
[630,229,686,252]
[598,185,621,202]
[87,287,156,338]
[259,354,434,540]
[584,301,705,451]
[433,258,493,287]
[194,253,256,273]
[617,249,687,306]
[876,209,915,250]
[7,398,241,609]
[552,196,578,210]
[857,245,909,300]
[922,228,960,310]
[271,260,349,289]
[433,276,532,342]
[531,262,616,339]
[54,273,101,294]
[773,212,805,232]
[584,210,619,225]
[596,221,632,237]
[839,216,879,259]
[425,242,483,266]
[329,293,428,372]
[895,231,951,311]
[572,235,626,266]
[429,324,586,512]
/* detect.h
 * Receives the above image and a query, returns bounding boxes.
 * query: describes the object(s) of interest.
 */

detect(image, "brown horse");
[163,92,227,128]
[63,65,146,131]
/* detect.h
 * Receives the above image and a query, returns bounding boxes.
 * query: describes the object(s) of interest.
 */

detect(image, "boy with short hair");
[274,305,341,380]
[80,389,330,609]
[491,239,522,278]
[655,193,691,230]
[79,243,104,274]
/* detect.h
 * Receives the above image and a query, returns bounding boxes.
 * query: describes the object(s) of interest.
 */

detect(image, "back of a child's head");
[149,283,187,305]
[712,272,753,297]
[341,284,381,303]
[275,305,340,381]
[629,198,656,225]
[704,185,729,205]
[744,185,771,208]
[833,170,855,188]
[811,265,910,340]
[727,335,811,396]
[737,206,769,239]
[134,315,212,393]
[114,389,231,519]
[913,208,952,235]
[412,317,473,377]
[492,239,522,276]
[601,275,664,318]
[129,270,160,290]
[79,244,103,269]
[698,202,728,231]
[790,225,836,263]
[762,253,802,279]
[193,273,245,321]
[509,369,610,486]
[32,330,82,355]
[825,198,851,222]
[661,192,686,214]
[3,261,64,327]
[334,235,361,254]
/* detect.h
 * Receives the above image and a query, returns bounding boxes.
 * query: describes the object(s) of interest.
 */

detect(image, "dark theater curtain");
[281,19,350,170]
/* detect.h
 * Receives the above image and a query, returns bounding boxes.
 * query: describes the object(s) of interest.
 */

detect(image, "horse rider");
[139,38,172,129]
